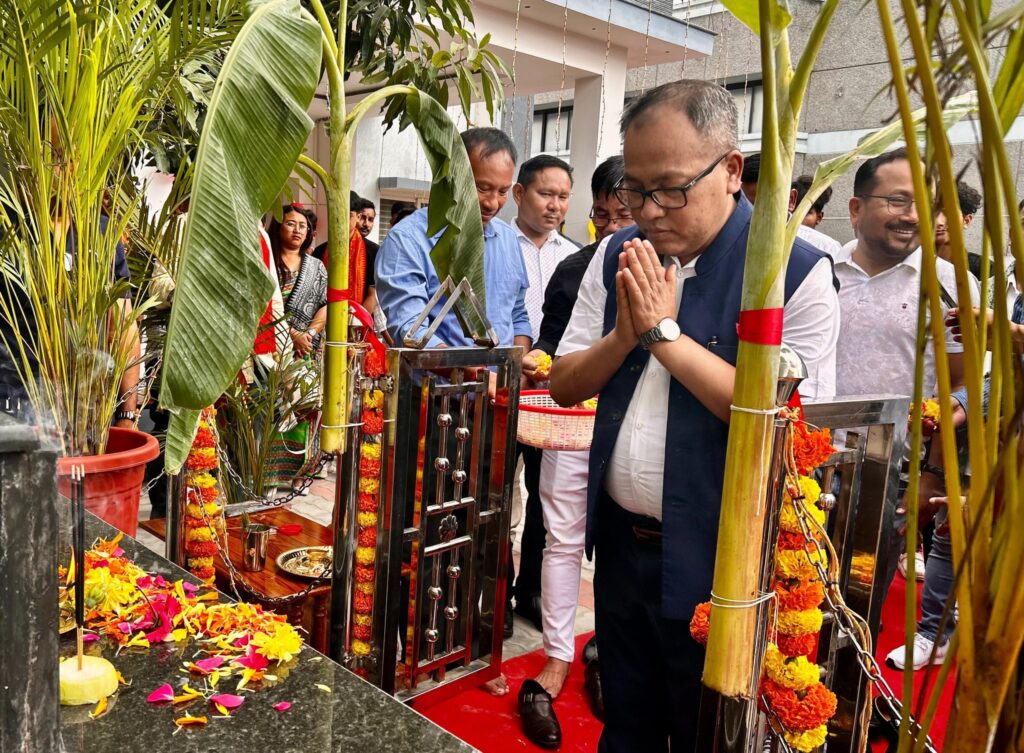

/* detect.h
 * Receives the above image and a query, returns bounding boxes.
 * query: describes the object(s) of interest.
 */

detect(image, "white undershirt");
[556,236,840,520]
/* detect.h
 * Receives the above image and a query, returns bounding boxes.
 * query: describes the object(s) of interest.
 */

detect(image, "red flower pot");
[57,427,160,536]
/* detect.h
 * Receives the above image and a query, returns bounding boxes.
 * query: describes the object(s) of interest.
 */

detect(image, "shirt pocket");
[487,275,524,320]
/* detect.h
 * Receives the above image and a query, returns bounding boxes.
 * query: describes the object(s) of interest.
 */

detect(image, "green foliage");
[160,0,322,470]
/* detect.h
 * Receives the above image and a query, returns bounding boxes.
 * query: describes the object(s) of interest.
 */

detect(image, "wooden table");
[140,509,335,653]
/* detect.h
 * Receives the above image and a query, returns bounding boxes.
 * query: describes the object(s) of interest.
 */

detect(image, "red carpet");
[423,575,953,752]
[421,632,602,753]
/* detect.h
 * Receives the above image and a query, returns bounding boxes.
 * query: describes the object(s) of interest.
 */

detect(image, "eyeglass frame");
[613,152,731,211]
[588,208,634,227]
[855,193,916,215]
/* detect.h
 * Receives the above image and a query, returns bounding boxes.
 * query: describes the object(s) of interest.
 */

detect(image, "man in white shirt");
[549,80,839,753]
[834,149,977,674]
[509,155,579,633]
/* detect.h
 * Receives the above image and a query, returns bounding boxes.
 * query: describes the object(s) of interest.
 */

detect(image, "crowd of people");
[254,77,1016,753]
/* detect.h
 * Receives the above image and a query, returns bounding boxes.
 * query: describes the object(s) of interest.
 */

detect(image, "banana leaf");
[160,0,322,471]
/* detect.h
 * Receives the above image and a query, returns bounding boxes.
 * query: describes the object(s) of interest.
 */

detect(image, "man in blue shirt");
[375,128,532,351]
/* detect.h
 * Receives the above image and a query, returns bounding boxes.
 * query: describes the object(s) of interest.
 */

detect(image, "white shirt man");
[797,223,843,258]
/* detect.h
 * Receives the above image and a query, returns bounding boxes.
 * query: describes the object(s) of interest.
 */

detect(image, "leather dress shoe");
[515,594,544,632]
[518,679,562,749]
[584,661,605,721]
[503,603,514,639]
[581,635,598,666]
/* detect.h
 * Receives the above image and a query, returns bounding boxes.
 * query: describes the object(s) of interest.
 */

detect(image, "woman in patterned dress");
[265,204,327,492]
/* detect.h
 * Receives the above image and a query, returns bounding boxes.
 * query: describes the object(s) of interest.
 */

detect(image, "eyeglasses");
[283,220,308,231]
[589,209,633,227]
[857,194,916,215]
[613,153,730,211]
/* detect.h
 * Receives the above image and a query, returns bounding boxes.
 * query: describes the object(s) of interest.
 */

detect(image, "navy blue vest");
[587,197,826,620]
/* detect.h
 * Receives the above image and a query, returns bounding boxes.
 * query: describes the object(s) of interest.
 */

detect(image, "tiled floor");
[135,465,595,662]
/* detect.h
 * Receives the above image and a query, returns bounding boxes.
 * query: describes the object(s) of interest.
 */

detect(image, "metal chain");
[214,442,332,510]
[595,0,614,159]
[640,0,654,94]
[553,0,570,153]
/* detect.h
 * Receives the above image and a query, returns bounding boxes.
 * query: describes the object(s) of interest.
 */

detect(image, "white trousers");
[538,447,591,662]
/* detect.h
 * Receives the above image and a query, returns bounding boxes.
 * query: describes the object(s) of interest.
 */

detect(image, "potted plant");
[0,0,242,533]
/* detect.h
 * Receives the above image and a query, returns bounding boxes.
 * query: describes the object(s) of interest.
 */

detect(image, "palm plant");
[870,1,1024,750]
[157,0,508,469]
[0,0,243,456]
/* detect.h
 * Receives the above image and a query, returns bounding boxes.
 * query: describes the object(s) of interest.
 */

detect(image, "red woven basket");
[516,390,596,451]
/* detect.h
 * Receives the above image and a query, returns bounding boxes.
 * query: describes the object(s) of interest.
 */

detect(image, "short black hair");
[956,180,981,216]
[390,201,417,225]
[1019,197,1024,212]
[591,155,625,199]
[461,127,517,164]
[516,154,573,189]
[792,174,832,214]
[854,147,909,197]
[620,80,738,152]
[741,153,760,185]
[349,190,361,208]
[354,197,375,213]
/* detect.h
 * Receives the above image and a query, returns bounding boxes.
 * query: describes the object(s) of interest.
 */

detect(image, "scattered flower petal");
[82,633,100,643]
[116,671,130,687]
[234,648,268,671]
[214,702,230,716]
[181,581,199,594]
[210,693,245,709]
[194,656,224,672]
[272,701,292,712]
[315,684,332,694]
[147,683,174,703]
[174,715,208,727]
[89,696,108,719]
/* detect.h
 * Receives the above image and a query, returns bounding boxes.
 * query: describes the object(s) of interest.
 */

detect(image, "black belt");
[605,495,663,545]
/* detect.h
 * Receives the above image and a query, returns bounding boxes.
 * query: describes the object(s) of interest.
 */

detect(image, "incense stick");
[72,465,85,670]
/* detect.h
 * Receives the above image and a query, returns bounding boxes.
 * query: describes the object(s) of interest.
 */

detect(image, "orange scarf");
[323,226,366,303]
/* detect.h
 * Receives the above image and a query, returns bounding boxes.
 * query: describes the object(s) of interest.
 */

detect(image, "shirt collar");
[513,217,560,248]
[428,215,498,242]
[835,243,921,274]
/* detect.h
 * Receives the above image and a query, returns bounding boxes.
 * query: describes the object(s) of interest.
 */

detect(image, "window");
[726,80,764,135]
[532,106,573,157]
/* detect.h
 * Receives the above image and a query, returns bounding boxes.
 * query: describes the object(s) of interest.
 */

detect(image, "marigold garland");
[182,408,225,583]
[690,601,711,647]
[791,422,833,476]
[775,548,827,581]
[777,608,824,637]
[784,725,828,752]
[775,578,825,612]
[776,632,817,659]
[764,645,819,690]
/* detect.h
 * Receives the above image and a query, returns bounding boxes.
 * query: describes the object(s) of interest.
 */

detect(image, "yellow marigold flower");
[351,639,371,656]
[353,614,372,627]
[360,442,381,461]
[355,546,375,566]
[188,556,214,568]
[764,644,820,691]
[84,566,139,613]
[358,477,380,494]
[252,622,303,663]
[785,724,828,752]
[777,607,824,637]
[532,352,553,378]
[775,549,826,580]
[363,390,384,410]
[186,527,213,543]
[192,473,217,489]
[356,582,374,594]
[357,512,378,529]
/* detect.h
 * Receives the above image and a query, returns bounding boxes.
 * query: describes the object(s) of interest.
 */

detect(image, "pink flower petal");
[234,648,268,671]
[181,581,199,594]
[117,621,134,634]
[145,625,170,643]
[233,635,250,648]
[82,633,100,643]
[194,656,224,672]
[210,693,245,709]
[272,702,292,712]
[146,683,174,703]
[112,547,124,557]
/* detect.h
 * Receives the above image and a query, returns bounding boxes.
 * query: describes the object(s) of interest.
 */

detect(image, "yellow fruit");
[60,655,119,706]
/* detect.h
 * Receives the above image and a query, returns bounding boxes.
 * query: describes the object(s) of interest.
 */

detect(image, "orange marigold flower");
[354,591,374,614]
[364,349,386,378]
[353,624,372,641]
[358,527,377,548]
[186,540,218,557]
[791,422,833,476]
[193,565,216,582]
[762,678,837,732]
[358,493,378,512]
[193,425,216,449]
[777,632,818,659]
[185,447,218,472]
[360,457,382,478]
[690,601,712,647]
[355,565,375,583]
[775,577,825,612]
[361,409,383,435]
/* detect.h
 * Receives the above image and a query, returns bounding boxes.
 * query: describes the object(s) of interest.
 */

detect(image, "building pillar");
[563,47,627,243]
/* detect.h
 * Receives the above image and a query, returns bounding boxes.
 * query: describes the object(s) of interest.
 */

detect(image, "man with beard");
[354,197,381,313]
[835,148,975,606]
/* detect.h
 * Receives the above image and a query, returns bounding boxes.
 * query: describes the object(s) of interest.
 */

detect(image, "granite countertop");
[60,514,475,753]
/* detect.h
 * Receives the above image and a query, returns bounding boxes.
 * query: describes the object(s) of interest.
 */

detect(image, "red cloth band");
[737,308,784,346]
[327,287,347,303]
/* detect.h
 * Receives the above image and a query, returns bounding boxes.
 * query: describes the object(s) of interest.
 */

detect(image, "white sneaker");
[897,550,925,582]
[885,633,948,670]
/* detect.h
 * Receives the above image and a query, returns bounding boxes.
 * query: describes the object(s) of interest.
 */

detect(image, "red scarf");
[323,226,366,304]
[253,233,277,355]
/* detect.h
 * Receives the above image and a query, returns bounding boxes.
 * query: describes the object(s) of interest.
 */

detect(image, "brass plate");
[276,546,333,579]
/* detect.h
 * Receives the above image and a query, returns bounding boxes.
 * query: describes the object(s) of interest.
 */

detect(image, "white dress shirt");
[514,219,579,341]
[796,223,843,258]
[834,246,978,399]
[556,236,840,521]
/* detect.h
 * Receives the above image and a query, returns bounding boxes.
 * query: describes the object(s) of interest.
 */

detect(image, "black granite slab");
[59,514,475,753]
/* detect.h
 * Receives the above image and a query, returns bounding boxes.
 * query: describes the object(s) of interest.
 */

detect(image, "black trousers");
[594,495,705,753]
[513,443,545,603]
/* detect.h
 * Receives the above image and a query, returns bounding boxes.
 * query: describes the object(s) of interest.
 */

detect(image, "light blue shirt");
[375,208,532,348]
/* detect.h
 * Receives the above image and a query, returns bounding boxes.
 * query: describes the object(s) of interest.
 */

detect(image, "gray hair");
[620,80,739,152]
